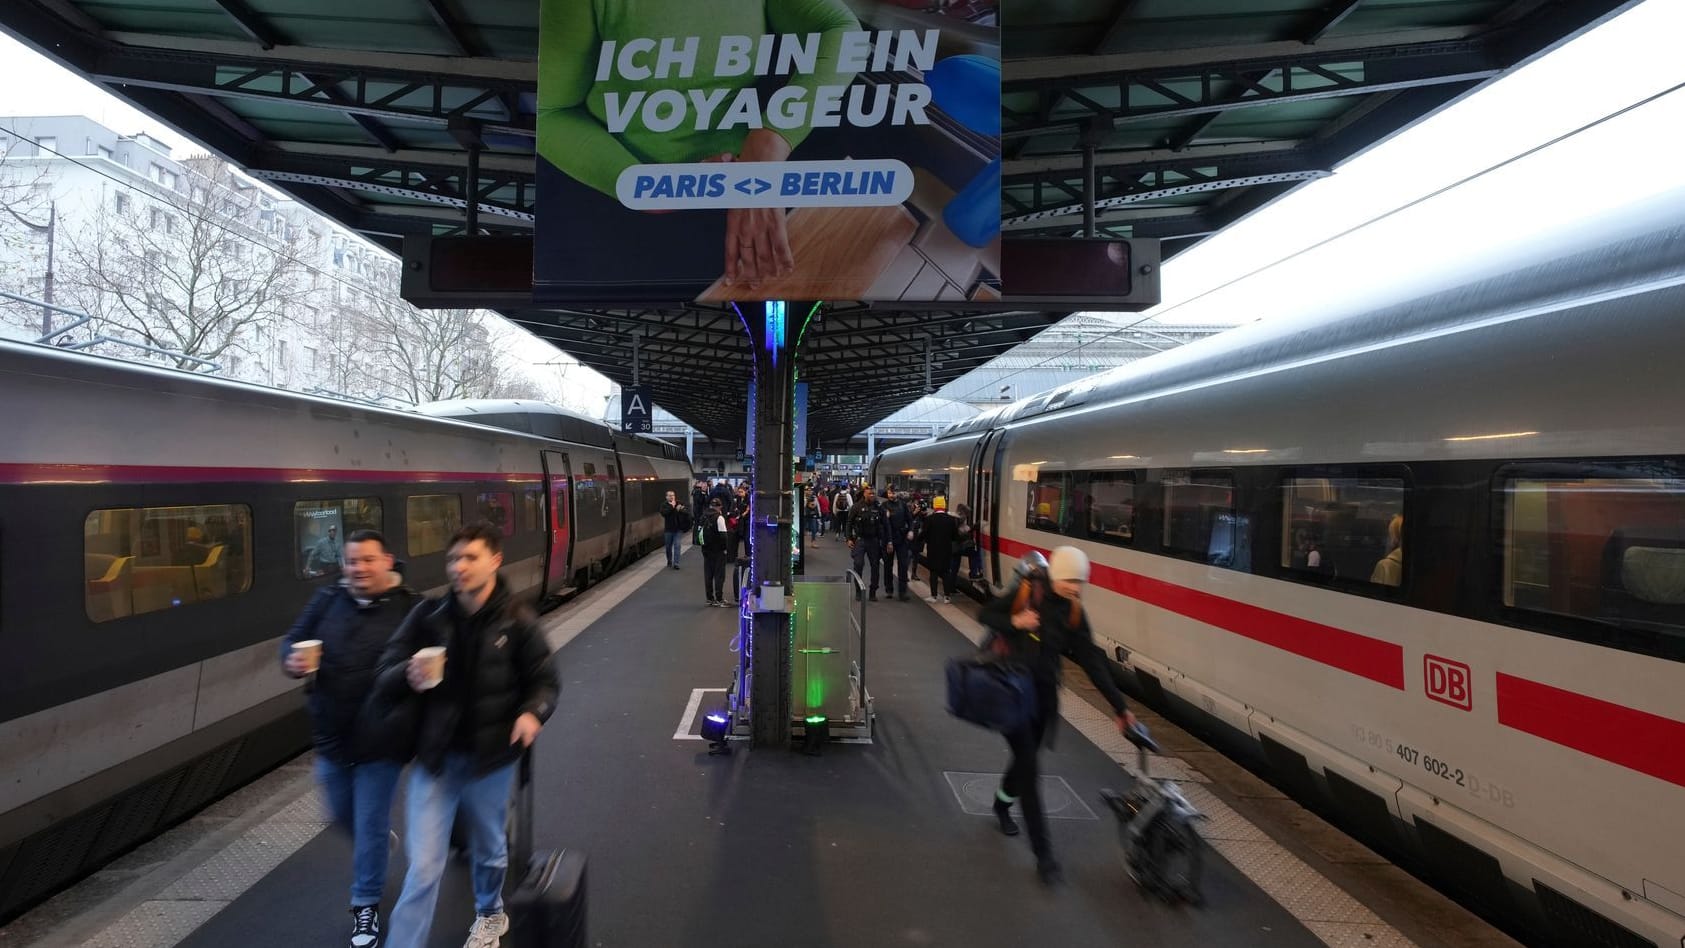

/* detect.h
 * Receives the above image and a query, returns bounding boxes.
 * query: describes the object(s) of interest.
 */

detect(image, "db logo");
[1423,655,1472,711]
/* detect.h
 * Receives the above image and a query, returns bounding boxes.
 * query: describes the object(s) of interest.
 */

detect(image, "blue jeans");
[385,755,518,948]
[664,530,683,566]
[313,756,402,908]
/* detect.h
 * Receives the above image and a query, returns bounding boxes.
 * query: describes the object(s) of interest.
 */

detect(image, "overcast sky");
[0,30,617,415]
[2,2,1681,421]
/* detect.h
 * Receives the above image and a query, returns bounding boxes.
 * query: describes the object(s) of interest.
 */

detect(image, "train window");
[293,499,382,579]
[476,492,516,536]
[406,494,463,557]
[520,488,543,533]
[1081,471,1137,546]
[1026,471,1070,536]
[1280,477,1405,586]
[84,504,253,622]
[1162,472,1248,568]
[1501,473,1685,660]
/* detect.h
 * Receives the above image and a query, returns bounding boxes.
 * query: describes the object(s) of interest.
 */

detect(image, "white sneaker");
[943,596,952,604]
[464,912,509,948]
[925,596,938,603]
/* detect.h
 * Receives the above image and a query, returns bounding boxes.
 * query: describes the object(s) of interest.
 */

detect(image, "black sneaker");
[993,799,1020,837]
[868,592,878,602]
[349,905,379,948]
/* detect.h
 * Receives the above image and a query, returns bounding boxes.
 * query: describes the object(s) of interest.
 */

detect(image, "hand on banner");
[725,130,795,283]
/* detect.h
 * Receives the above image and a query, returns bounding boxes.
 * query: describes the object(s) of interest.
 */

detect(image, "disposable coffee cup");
[291,639,322,674]
[414,646,446,690]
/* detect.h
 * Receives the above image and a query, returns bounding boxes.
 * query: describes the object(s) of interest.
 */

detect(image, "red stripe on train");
[986,532,1406,689]
[0,462,546,485]
[1496,674,1685,788]
[982,533,1685,787]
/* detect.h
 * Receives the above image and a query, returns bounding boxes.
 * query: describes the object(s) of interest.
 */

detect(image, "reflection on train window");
[84,504,253,622]
[294,498,382,579]
[406,494,463,557]
[520,488,542,533]
[1082,471,1136,546]
[1503,475,1685,659]
[890,471,949,500]
[1026,471,1069,535]
[1280,477,1405,585]
[476,491,516,535]
[1163,472,1245,567]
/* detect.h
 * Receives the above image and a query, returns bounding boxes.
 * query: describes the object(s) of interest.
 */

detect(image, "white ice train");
[877,192,1685,946]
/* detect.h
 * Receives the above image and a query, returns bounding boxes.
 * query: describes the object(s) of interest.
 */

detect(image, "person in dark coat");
[660,489,689,570]
[280,529,417,948]
[375,523,559,948]
[920,497,959,603]
[977,546,1134,885]
[700,498,731,606]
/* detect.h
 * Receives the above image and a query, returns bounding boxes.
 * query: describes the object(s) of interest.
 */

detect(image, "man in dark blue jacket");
[376,522,560,948]
[281,529,417,948]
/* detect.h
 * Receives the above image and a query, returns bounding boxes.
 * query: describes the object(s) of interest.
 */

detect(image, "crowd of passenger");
[280,479,1132,948]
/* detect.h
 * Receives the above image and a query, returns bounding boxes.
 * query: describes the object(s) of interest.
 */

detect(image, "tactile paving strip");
[79,900,227,948]
[1055,686,1414,947]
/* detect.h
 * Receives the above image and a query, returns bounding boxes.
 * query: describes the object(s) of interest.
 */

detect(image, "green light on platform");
[805,714,828,725]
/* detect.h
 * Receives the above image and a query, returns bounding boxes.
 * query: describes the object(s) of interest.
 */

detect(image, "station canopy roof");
[0,0,1635,440]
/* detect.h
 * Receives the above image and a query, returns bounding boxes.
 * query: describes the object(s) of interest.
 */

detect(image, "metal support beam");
[746,301,801,747]
[1302,0,1365,44]
[212,0,282,50]
[421,0,479,56]
[463,143,481,235]
[1082,142,1097,237]
[1001,40,1501,139]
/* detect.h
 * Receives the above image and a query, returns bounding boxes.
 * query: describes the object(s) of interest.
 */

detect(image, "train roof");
[0,342,665,458]
[414,399,683,459]
[939,183,1685,440]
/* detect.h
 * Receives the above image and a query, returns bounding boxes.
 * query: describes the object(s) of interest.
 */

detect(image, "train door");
[975,429,1006,585]
[541,450,573,598]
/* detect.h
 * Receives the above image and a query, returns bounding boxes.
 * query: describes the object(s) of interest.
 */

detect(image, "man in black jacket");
[377,523,559,948]
[660,489,689,570]
[281,529,416,948]
[847,485,885,601]
[882,485,917,601]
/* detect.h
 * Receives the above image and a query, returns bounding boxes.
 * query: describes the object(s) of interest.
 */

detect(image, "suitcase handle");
[510,748,535,876]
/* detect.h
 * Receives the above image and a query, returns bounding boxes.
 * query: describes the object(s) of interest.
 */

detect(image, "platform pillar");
[743,301,807,747]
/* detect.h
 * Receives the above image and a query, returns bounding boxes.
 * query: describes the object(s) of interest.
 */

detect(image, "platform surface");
[9,537,1517,948]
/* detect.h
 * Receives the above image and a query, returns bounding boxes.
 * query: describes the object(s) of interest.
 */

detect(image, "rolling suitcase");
[502,750,588,947]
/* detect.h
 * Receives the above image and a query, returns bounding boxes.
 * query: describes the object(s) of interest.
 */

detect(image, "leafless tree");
[0,133,56,333]
[57,156,314,370]
[353,296,518,403]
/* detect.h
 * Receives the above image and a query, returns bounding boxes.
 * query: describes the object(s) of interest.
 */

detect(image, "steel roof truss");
[89,53,535,137]
[1001,40,1500,139]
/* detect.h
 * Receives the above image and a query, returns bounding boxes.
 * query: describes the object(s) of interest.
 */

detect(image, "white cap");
[1049,547,1090,583]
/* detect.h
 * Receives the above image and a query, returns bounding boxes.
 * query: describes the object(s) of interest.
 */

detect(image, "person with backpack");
[280,529,417,948]
[660,490,690,570]
[832,485,853,538]
[700,498,730,606]
[977,546,1135,886]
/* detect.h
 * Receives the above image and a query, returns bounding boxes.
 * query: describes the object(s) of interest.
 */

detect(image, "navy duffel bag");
[946,656,1036,734]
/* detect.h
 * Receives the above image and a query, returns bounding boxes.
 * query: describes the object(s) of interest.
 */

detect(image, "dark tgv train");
[0,342,691,920]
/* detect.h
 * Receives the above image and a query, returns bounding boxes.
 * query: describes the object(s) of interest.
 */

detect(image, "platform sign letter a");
[621,385,653,433]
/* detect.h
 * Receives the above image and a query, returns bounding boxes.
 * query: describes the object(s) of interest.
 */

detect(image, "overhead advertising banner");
[536,0,1000,305]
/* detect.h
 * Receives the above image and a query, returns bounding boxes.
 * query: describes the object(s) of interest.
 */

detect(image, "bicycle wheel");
[1143,817,1204,905]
